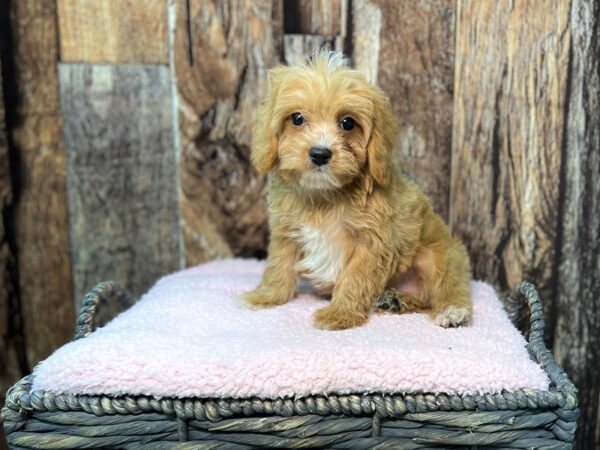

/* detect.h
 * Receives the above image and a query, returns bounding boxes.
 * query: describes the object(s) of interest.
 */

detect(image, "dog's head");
[251,51,397,192]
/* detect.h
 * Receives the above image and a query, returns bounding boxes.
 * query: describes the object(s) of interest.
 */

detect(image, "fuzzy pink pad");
[32,259,549,399]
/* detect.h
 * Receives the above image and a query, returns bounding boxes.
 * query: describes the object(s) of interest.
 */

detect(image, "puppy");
[244,51,472,330]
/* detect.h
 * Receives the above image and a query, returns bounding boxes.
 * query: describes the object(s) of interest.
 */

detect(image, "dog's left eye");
[340,117,355,131]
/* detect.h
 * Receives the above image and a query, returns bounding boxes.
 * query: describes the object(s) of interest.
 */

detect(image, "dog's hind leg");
[422,238,472,327]
[384,239,472,327]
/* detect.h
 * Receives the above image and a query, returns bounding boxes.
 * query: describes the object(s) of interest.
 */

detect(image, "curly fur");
[244,50,472,330]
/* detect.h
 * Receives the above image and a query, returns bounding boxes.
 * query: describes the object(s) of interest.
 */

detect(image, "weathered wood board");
[283,34,343,66]
[171,0,282,265]
[0,56,15,392]
[352,0,455,221]
[450,0,570,328]
[282,1,346,77]
[7,0,76,370]
[350,0,382,84]
[449,3,600,445]
[59,64,181,309]
[554,1,600,448]
[283,0,345,36]
[0,56,21,450]
[57,0,168,63]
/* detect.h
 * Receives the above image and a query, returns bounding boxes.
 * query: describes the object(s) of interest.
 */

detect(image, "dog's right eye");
[291,113,304,126]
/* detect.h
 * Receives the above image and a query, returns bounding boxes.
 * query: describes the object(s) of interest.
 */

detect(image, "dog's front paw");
[375,289,408,313]
[243,287,289,309]
[313,305,368,330]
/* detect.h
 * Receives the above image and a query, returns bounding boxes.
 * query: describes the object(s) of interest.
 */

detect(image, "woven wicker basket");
[2,281,578,449]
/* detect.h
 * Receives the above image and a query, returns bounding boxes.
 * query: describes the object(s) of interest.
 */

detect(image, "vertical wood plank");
[7,0,76,370]
[352,0,455,220]
[554,1,600,447]
[57,0,168,63]
[282,0,346,66]
[0,57,21,450]
[351,0,382,83]
[450,0,570,321]
[283,0,312,33]
[171,0,282,265]
[59,64,181,306]
[284,0,343,35]
[284,35,343,66]
[310,0,343,36]
[0,57,14,391]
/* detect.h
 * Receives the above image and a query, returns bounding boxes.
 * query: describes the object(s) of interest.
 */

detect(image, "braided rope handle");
[507,282,578,404]
[74,281,131,340]
[506,281,545,343]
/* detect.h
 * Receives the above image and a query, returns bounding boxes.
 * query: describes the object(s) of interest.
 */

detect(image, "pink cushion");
[32,258,549,399]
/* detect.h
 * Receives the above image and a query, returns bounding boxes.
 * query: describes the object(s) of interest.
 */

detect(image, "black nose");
[309,147,332,166]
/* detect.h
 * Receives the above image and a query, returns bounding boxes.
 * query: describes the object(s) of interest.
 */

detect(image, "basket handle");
[74,281,131,340]
[506,281,545,344]
[507,282,578,401]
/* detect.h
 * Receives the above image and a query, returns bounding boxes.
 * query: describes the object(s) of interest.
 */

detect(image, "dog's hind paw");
[434,306,471,328]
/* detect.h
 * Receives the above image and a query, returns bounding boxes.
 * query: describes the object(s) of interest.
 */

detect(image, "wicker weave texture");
[2,282,578,449]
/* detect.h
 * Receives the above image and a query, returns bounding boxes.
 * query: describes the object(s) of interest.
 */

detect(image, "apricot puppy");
[244,51,472,330]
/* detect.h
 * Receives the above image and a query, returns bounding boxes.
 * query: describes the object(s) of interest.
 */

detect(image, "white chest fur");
[294,222,345,292]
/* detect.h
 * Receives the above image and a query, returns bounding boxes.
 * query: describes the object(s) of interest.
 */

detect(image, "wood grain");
[0,57,20,450]
[59,64,181,305]
[352,0,455,220]
[0,57,13,387]
[171,0,283,265]
[57,0,168,63]
[351,0,382,83]
[450,0,570,321]
[554,1,600,448]
[7,0,76,370]
[283,34,343,66]
[283,0,346,73]
[283,0,344,35]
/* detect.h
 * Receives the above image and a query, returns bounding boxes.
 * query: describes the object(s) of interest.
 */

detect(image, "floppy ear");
[251,67,286,174]
[367,88,398,186]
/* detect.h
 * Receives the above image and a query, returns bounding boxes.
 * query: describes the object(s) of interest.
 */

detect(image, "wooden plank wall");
[0,2,76,447]
[59,64,180,304]
[283,0,345,65]
[363,0,455,220]
[0,1,598,448]
[0,54,22,450]
[554,0,600,444]
[2,0,76,375]
[57,0,169,64]
[173,0,279,266]
[451,0,570,331]
[451,1,599,448]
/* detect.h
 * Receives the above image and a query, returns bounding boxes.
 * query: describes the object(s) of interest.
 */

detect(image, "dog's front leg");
[313,243,393,330]
[243,234,299,308]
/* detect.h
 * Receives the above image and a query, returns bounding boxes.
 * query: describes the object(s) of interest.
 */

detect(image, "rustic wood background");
[0,0,598,448]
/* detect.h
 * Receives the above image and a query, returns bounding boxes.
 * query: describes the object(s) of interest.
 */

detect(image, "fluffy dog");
[243,51,472,330]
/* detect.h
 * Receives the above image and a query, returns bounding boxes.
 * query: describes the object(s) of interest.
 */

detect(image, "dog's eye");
[291,112,304,126]
[340,117,355,131]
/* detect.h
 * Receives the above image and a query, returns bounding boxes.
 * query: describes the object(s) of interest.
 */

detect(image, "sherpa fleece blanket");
[32,259,549,399]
